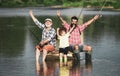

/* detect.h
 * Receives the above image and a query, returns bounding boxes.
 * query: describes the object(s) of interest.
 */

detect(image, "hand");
[29,10,33,15]
[39,41,44,47]
[57,28,60,31]
[57,10,61,17]
[72,24,75,28]
[93,14,100,20]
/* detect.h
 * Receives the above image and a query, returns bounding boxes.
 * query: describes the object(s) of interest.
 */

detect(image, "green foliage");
[83,1,92,7]
[43,0,62,6]
[113,2,120,9]
[0,0,119,9]
[63,1,83,7]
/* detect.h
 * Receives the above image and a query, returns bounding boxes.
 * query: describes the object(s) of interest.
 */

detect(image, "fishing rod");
[78,0,85,20]
[26,26,40,42]
[77,0,107,19]
[97,0,107,17]
[78,7,84,20]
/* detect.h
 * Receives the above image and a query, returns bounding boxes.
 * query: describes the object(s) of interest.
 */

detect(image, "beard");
[70,23,77,28]
[45,24,52,28]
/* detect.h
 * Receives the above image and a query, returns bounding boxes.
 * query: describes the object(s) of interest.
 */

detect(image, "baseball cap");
[45,18,52,22]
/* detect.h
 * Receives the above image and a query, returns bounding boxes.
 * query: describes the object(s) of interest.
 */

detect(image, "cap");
[45,18,52,22]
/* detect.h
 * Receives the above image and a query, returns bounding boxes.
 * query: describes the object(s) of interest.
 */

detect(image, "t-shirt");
[59,33,69,48]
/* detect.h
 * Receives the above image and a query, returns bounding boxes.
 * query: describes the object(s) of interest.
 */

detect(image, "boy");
[57,25,75,65]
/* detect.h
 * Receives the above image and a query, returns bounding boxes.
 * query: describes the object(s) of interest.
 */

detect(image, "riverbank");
[0,0,120,9]
[0,7,120,17]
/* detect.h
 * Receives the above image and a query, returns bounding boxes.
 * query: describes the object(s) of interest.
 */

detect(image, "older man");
[29,10,56,62]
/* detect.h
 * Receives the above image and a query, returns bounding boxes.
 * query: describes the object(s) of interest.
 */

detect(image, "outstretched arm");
[79,14,100,32]
[57,10,67,24]
[84,14,100,25]
[29,10,37,22]
[57,28,60,38]
[29,10,45,29]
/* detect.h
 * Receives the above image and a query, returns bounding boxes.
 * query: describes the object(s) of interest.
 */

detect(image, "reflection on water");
[0,12,120,76]
[35,60,92,76]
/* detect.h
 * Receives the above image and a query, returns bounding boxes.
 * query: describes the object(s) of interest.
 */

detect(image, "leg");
[69,45,78,60]
[36,48,41,63]
[83,45,92,60]
[42,49,47,62]
[59,53,63,62]
[42,44,55,61]
[63,54,67,65]
[59,48,64,66]
[83,45,92,53]
[59,53,63,67]
[73,45,80,61]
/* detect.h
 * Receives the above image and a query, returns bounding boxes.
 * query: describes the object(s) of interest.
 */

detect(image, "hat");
[45,18,52,22]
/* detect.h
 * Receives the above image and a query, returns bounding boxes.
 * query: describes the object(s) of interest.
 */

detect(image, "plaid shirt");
[34,19,56,47]
[63,22,88,45]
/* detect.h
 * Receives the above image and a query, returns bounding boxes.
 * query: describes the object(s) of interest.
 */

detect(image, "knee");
[36,45,42,51]
[74,45,79,50]
[87,46,92,51]
[85,46,92,52]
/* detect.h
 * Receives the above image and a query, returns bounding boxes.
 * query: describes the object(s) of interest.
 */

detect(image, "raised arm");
[57,28,60,38]
[29,10,37,22]
[57,10,67,24]
[84,14,100,25]
[79,14,100,32]
[29,10,45,29]
[67,25,75,34]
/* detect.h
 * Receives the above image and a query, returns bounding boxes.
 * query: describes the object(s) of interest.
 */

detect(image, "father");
[57,10,99,60]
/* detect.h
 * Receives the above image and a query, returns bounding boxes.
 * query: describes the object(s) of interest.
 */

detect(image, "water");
[0,8,120,76]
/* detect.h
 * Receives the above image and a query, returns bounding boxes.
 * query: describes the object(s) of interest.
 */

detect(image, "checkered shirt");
[63,22,88,45]
[34,19,56,47]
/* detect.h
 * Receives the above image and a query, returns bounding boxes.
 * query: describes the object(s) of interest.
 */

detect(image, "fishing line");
[25,17,39,42]
[26,26,40,42]
[97,0,107,17]
[25,17,40,42]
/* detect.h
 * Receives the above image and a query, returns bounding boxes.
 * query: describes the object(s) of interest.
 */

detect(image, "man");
[57,10,99,60]
[29,10,56,62]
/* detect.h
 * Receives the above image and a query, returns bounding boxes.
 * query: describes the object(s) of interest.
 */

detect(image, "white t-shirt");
[59,33,69,48]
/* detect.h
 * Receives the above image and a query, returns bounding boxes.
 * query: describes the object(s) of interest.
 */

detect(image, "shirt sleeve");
[62,22,70,31]
[78,23,88,32]
[34,19,45,29]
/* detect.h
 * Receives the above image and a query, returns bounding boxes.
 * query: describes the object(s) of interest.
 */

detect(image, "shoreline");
[0,7,120,17]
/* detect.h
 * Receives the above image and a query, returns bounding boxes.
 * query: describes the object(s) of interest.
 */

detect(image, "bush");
[83,2,92,7]
[113,2,120,9]
[63,1,83,7]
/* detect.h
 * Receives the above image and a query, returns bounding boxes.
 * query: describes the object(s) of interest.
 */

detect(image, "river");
[0,7,120,76]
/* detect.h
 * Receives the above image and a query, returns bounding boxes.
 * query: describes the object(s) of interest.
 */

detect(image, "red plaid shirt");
[63,22,88,45]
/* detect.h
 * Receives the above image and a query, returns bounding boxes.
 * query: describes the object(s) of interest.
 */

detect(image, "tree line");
[0,0,119,8]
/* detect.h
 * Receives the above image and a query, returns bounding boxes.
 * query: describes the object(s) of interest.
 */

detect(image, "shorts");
[59,46,70,55]
[36,44,55,52]
[69,45,84,53]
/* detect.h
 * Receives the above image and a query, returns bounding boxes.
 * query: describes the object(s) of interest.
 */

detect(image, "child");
[57,25,75,65]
